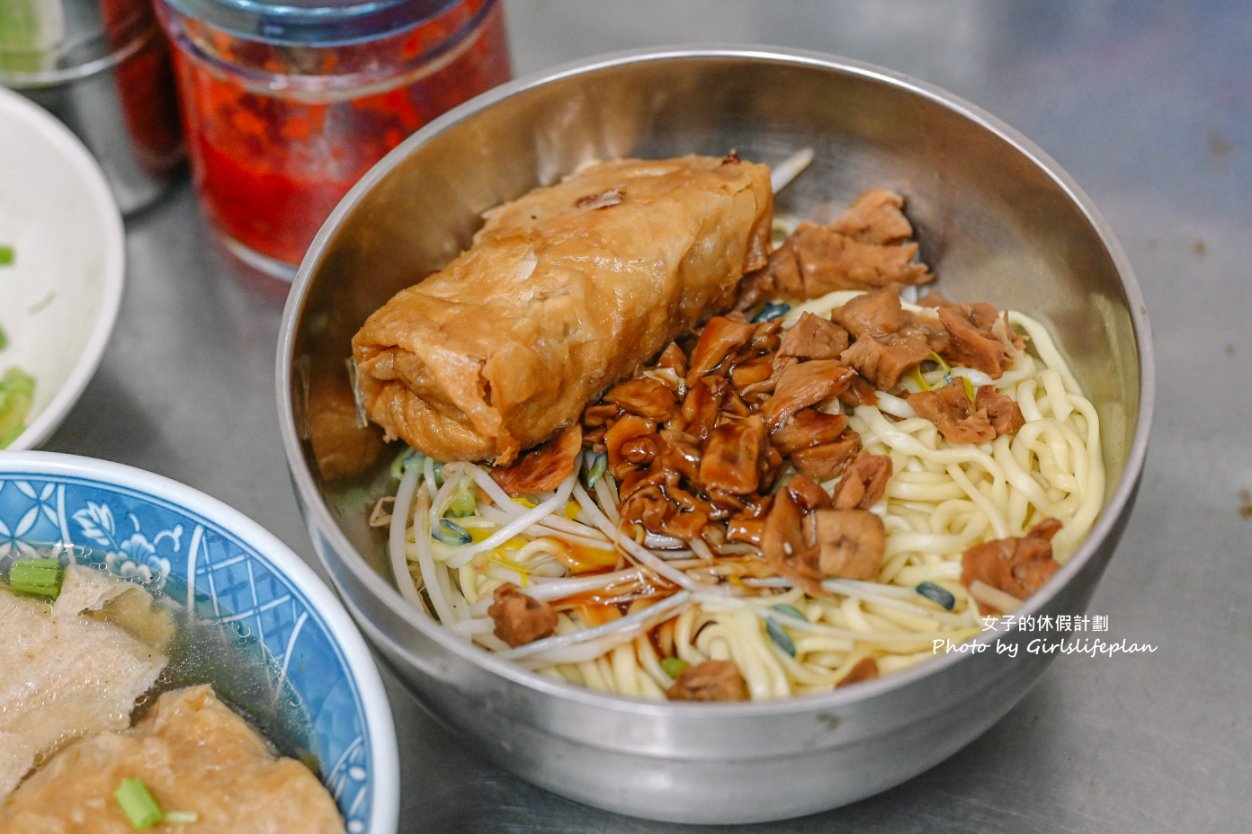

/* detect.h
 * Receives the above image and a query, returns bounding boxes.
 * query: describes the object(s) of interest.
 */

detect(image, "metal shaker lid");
[160,0,464,46]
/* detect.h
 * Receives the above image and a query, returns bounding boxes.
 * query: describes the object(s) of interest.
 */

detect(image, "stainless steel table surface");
[40,1,1250,831]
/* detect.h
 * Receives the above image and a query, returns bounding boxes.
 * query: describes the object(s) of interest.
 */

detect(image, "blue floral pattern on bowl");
[0,470,381,834]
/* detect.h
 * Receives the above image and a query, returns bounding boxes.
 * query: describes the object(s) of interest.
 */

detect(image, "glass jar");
[154,0,511,279]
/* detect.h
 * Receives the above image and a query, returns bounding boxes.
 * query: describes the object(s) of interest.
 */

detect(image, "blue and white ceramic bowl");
[0,452,399,834]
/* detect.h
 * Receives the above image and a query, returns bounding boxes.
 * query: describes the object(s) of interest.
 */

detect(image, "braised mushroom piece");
[936,303,1024,378]
[837,657,881,688]
[777,312,850,361]
[834,289,934,390]
[488,584,559,647]
[810,509,887,581]
[909,382,1026,445]
[666,659,750,702]
[761,482,888,593]
[735,188,935,308]
[961,518,1064,614]
[832,451,893,511]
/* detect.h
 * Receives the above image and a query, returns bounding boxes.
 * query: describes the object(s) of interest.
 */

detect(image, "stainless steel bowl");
[277,47,1153,824]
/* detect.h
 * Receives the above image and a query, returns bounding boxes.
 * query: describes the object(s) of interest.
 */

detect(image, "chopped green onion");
[389,448,422,480]
[0,366,35,448]
[1,424,24,448]
[432,518,471,546]
[660,656,689,679]
[583,451,607,489]
[333,487,371,517]
[0,324,7,350]
[445,480,476,517]
[431,460,446,487]
[9,558,62,598]
[163,811,199,824]
[765,618,796,657]
[962,376,976,402]
[910,364,931,392]
[927,351,953,385]
[114,777,163,830]
[916,581,956,610]
[753,301,791,323]
[768,603,808,622]
[0,245,12,266]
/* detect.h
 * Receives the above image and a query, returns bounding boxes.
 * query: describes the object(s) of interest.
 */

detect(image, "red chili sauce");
[102,0,185,176]
[168,0,511,268]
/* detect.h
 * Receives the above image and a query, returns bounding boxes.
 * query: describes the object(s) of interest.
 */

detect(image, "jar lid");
[162,0,462,46]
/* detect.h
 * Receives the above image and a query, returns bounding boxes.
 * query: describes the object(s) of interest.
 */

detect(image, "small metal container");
[0,0,185,215]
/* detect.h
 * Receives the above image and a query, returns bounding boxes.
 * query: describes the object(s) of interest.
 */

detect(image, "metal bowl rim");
[277,44,1155,720]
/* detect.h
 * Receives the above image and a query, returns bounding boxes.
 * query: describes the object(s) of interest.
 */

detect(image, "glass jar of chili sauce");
[154,0,511,279]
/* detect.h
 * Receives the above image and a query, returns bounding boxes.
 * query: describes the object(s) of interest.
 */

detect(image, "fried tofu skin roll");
[352,154,773,464]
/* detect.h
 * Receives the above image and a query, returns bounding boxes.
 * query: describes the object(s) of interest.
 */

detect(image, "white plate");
[0,86,125,450]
